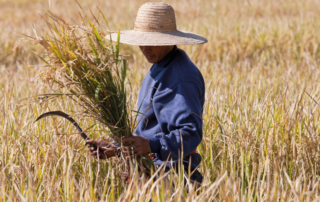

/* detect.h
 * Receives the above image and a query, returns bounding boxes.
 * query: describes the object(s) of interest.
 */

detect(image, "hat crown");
[134,2,177,32]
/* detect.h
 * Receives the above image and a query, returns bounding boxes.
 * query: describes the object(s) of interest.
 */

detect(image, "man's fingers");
[85,139,93,143]
[89,150,98,155]
[133,141,144,148]
[85,139,113,160]
[124,151,141,158]
[134,150,141,156]
[86,140,99,150]
[85,139,96,145]
[90,150,107,158]
[133,141,147,148]
[122,137,137,143]
[90,149,103,155]
[86,147,95,152]
[122,146,129,152]
[122,146,134,151]
[126,156,131,161]
[122,146,137,157]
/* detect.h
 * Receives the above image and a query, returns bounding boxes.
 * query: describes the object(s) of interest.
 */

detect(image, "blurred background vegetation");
[1,0,320,200]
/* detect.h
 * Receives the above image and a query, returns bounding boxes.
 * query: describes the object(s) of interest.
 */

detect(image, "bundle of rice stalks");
[27,6,154,174]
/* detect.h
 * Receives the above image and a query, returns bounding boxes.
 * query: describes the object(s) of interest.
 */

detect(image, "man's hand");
[122,134,151,158]
[85,139,116,160]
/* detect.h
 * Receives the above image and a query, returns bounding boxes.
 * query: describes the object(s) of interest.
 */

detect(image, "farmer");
[86,2,207,185]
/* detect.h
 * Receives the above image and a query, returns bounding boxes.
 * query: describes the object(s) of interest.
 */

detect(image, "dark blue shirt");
[135,46,205,170]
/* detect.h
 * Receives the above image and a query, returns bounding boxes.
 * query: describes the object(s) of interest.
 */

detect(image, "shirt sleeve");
[148,82,203,161]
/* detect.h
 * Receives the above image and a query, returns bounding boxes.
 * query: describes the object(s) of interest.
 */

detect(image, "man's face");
[139,46,174,64]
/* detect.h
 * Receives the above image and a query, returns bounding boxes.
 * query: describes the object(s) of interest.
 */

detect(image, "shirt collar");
[154,45,178,68]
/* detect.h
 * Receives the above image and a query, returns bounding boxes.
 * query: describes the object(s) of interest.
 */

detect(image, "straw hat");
[109,2,207,46]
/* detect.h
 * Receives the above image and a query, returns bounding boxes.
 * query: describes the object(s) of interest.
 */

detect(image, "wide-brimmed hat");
[108,2,207,46]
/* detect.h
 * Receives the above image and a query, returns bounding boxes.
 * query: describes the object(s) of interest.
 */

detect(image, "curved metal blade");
[35,111,97,149]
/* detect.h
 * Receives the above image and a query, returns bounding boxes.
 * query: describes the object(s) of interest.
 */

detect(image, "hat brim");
[107,30,207,46]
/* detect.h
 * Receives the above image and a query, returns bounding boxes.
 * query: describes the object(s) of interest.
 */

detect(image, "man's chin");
[146,59,156,64]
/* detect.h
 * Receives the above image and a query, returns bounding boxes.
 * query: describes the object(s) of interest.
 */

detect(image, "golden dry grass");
[2,0,320,201]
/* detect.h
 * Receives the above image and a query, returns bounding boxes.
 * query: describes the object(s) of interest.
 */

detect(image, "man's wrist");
[149,138,161,153]
[147,139,151,153]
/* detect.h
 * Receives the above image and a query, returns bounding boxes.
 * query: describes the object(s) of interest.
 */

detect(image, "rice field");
[1,0,320,201]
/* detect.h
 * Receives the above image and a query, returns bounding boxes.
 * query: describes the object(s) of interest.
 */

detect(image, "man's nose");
[140,46,150,52]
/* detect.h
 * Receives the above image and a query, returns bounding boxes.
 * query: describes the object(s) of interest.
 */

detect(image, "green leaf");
[31,50,49,65]
[115,29,120,64]
[87,33,100,64]
[92,25,105,51]
[36,166,46,192]
[95,84,101,103]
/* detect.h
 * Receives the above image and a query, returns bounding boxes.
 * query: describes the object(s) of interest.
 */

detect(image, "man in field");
[86,2,207,185]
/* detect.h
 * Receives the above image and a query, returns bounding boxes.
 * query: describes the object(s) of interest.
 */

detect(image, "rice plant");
[30,8,131,140]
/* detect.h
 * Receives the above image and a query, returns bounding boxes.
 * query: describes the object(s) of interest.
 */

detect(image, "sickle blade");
[35,111,96,149]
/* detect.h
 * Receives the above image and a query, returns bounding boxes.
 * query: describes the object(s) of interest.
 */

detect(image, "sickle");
[35,111,97,150]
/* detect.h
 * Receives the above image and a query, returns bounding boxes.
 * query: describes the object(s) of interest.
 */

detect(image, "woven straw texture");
[108,2,207,46]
